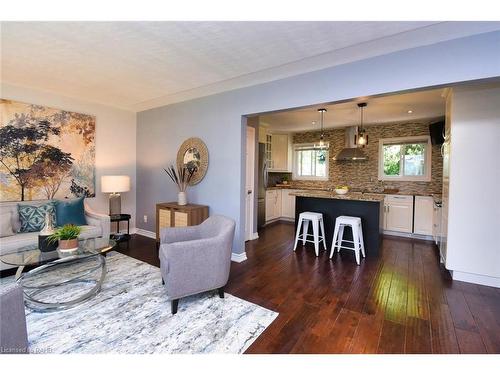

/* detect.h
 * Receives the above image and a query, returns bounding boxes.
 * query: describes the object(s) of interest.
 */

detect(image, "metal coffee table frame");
[17,253,107,311]
[0,239,116,312]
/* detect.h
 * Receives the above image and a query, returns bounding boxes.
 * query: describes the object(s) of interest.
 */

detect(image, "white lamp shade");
[101,175,131,193]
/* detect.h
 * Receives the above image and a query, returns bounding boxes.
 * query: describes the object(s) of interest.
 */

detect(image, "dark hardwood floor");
[119,222,500,354]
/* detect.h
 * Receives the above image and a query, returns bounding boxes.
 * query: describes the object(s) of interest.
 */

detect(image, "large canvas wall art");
[0,99,96,202]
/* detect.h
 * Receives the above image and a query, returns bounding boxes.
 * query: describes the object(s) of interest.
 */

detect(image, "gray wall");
[137,31,500,255]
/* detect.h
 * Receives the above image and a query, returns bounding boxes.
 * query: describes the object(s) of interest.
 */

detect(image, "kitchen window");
[292,144,329,180]
[378,136,432,181]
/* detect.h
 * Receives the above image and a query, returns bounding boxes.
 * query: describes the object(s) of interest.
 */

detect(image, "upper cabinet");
[270,134,290,171]
[262,130,292,172]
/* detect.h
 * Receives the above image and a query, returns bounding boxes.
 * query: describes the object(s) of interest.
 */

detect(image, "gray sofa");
[159,215,236,314]
[0,200,110,271]
[0,284,28,354]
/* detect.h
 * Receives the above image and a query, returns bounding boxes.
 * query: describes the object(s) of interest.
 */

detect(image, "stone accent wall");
[290,121,443,195]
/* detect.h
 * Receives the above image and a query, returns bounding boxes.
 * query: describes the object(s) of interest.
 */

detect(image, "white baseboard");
[112,227,138,235]
[383,230,433,241]
[452,271,500,288]
[248,232,259,241]
[135,228,156,239]
[265,217,294,226]
[134,230,248,264]
[231,252,247,263]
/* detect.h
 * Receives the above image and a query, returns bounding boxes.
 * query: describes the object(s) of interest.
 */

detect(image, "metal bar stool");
[293,212,327,256]
[330,215,365,265]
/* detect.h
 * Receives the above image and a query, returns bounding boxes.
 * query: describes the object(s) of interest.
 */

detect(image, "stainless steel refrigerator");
[257,143,268,228]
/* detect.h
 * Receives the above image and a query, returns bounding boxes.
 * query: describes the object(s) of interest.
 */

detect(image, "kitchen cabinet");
[258,126,268,143]
[433,202,442,245]
[414,196,434,236]
[281,189,298,219]
[265,189,282,221]
[265,133,292,172]
[270,134,290,171]
[383,195,413,233]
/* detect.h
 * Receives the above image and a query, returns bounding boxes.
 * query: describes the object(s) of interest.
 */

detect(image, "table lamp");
[101,175,130,216]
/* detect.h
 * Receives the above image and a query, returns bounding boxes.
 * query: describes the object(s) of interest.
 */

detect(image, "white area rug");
[0,252,277,354]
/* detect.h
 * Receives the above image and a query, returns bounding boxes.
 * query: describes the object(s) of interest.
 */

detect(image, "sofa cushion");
[0,225,102,256]
[1,200,51,233]
[55,197,87,227]
[0,212,15,238]
[17,202,56,233]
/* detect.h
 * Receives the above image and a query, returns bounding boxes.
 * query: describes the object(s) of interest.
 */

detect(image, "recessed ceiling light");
[407,110,413,114]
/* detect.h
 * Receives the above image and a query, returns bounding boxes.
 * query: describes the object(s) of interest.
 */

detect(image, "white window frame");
[378,136,432,182]
[292,143,329,181]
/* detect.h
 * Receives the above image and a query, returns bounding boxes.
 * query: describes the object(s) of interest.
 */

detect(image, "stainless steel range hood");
[334,126,368,161]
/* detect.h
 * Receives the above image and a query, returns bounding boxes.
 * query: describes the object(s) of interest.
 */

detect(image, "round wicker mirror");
[176,137,209,185]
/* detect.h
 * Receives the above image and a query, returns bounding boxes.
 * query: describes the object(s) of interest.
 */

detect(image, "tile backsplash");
[288,121,443,196]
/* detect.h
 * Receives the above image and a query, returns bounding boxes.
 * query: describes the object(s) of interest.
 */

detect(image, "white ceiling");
[260,89,446,131]
[1,21,499,111]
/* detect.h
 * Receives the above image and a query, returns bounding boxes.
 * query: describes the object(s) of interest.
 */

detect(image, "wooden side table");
[156,202,209,242]
[110,213,131,242]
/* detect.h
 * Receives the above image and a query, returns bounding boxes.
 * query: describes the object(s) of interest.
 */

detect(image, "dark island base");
[295,196,383,256]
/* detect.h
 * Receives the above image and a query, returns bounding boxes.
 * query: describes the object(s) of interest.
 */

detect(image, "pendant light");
[356,102,368,147]
[314,108,329,150]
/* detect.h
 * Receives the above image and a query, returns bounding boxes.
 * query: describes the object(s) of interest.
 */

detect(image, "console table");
[155,202,209,242]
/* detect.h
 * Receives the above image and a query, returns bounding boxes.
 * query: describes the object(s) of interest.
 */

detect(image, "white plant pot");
[178,191,187,206]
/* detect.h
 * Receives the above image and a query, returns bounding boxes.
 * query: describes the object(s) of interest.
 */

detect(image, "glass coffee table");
[0,238,116,311]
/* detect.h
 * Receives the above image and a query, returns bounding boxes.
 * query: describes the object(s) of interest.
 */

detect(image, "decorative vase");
[58,238,79,252]
[178,191,187,206]
[39,212,57,252]
[38,235,58,253]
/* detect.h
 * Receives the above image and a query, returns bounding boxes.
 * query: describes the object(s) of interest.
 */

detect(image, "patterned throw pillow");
[17,202,57,233]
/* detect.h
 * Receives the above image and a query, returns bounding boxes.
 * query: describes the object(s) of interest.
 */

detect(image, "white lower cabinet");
[265,189,282,221]
[383,195,413,233]
[383,194,437,237]
[265,188,297,223]
[281,189,298,219]
[414,196,434,236]
[432,203,442,245]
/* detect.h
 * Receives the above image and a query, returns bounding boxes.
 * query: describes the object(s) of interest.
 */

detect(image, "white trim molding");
[135,228,156,239]
[378,135,432,182]
[231,252,248,263]
[451,271,500,288]
[249,232,259,241]
[292,143,330,181]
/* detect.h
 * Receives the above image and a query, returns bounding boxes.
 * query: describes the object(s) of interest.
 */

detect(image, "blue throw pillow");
[18,202,56,233]
[55,197,87,227]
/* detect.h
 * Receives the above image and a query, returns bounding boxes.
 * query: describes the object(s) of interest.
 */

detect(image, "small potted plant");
[47,224,82,252]
[164,165,195,205]
[282,175,289,185]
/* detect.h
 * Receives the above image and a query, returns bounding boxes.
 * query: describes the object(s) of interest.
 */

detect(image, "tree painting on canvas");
[0,99,95,202]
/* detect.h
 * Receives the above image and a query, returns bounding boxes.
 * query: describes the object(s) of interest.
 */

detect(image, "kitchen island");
[291,190,384,256]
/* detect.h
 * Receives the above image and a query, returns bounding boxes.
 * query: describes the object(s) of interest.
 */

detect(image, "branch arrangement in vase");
[164,165,195,192]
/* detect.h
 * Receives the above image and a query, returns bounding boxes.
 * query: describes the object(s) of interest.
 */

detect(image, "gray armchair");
[0,284,28,354]
[159,215,236,314]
